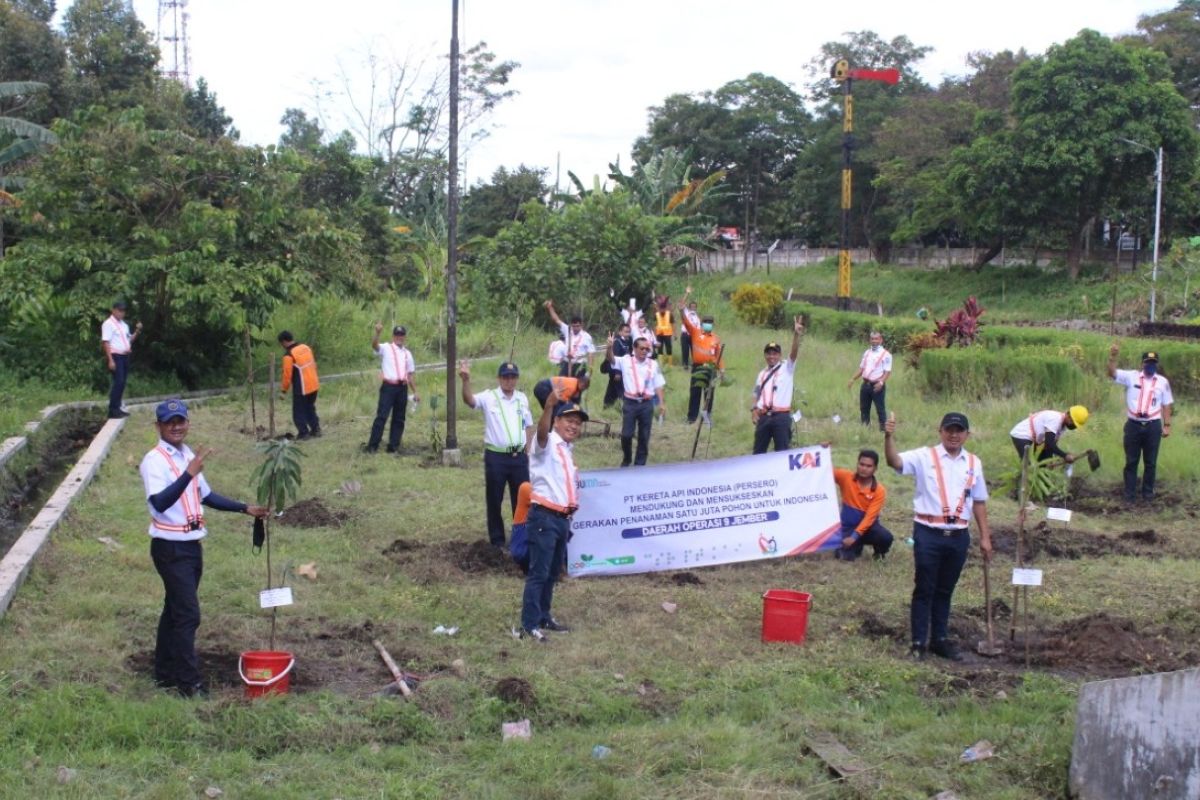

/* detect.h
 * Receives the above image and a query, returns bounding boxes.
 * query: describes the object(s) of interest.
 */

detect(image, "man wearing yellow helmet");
[1008,406,1088,462]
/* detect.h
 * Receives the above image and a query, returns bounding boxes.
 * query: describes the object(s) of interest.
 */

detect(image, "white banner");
[568,446,840,577]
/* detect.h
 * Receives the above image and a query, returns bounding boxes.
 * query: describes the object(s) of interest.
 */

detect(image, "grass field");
[1,275,1198,798]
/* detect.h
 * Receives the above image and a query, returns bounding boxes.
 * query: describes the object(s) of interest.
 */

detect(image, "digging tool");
[1043,449,1101,472]
[1009,448,1029,643]
[976,558,1003,657]
[372,638,413,697]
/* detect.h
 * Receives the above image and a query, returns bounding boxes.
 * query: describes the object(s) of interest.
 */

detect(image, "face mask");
[701,323,714,333]
[870,343,881,351]
[1143,363,1158,376]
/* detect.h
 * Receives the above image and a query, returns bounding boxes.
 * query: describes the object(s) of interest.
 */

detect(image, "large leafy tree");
[0,106,371,387]
[0,80,57,256]
[61,0,159,110]
[460,164,549,240]
[0,0,68,121]
[466,190,670,325]
[635,73,810,239]
[948,30,1199,278]
[1128,1,1200,118]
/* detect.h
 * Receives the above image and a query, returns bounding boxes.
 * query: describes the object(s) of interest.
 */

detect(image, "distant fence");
[694,244,1145,273]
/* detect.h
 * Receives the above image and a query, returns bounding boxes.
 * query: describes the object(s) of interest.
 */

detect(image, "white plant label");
[1012,568,1043,587]
[791,410,803,422]
[1046,507,1073,523]
[259,587,294,608]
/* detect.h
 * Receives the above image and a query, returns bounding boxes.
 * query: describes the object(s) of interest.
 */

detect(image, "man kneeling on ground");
[833,449,893,561]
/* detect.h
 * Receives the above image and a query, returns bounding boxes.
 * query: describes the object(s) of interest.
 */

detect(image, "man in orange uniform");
[278,331,321,439]
[653,294,674,364]
[532,374,590,410]
[832,449,893,561]
[679,286,724,424]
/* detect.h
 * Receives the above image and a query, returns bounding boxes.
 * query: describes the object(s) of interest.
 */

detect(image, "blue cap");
[155,398,189,422]
[555,402,589,422]
[498,362,519,377]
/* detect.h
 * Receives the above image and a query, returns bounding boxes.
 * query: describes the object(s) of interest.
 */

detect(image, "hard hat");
[1068,405,1089,428]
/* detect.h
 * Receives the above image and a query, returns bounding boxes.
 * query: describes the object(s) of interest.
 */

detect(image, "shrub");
[917,348,1101,407]
[731,282,784,327]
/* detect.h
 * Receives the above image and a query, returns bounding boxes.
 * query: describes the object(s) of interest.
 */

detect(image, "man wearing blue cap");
[885,411,992,662]
[518,385,586,642]
[139,399,269,697]
[460,358,534,550]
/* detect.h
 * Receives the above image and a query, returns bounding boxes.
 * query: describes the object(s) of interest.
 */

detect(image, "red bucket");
[238,650,295,698]
[761,590,812,644]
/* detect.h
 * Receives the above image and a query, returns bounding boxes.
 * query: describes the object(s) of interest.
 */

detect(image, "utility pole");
[441,0,462,465]
[830,60,898,310]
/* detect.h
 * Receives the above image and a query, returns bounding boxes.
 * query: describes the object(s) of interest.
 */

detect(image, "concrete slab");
[1069,667,1200,799]
[0,417,126,620]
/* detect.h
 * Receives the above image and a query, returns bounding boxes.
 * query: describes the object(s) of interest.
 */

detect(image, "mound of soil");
[494,676,536,706]
[669,571,705,586]
[278,497,350,529]
[445,539,521,574]
[382,538,425,562]
[918,669,1023,699]
[1025,613,1193,675]
[1068,482,1197,517]
[989,521,1162,561]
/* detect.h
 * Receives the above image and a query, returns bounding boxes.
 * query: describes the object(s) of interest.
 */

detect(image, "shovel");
[1044,449,1101,472]
[976,558,1003,657]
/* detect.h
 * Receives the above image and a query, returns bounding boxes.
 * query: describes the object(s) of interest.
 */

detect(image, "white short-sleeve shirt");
[754,358,796,412]
[375,342,415,384]
[548,340,567,364]
[101,315,132,355]
[1009,409,1064,443]
[558,322,595,364]
[859,347,892,382]
[140,441,213,541]
[528,429,579,511]
[612,354,665,400]
[896,444,987,529]
[476,388,533,450]
[1113,369,1173,421]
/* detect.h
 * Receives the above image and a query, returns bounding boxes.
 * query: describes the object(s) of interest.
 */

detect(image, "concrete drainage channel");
[0,357,478,621]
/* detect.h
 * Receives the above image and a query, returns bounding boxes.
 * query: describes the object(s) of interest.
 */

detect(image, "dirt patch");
[633,678,678,717]
[445,539,522,575]
[859,612,906,642]
[277,497,351,529]
[1068,482,1196,517]
[1021,613,1195,676]
[669,571,705,586]
[494,676,536,707]
[382,538,425,562]
[989,521,1162,561]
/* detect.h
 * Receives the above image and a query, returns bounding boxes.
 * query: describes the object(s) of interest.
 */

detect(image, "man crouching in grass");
[517,383,586,642]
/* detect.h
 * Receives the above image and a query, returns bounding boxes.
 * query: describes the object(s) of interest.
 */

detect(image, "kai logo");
[758,534,778,554]
[788,451,821,470]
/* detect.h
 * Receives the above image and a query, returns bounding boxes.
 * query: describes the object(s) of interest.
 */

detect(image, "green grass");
[1,277,1198,798]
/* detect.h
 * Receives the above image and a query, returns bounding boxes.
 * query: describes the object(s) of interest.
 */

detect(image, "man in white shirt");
[1008,406,1088,463]
[1107,343,1174,503]
[140,399,268,697]
[885,411,992,662]
[544,299,595,380]
[101,300,142,419]
[460,359,534,550]
[606,333,667,467]
[366,323,420,454]
[518,390,586,642]
[847,331,892,431]
[752,317,804,454]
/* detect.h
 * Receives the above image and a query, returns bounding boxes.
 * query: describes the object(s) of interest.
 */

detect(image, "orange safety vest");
[281,343,320,395]
[655,309,673,336]
[682,312,724,368]
[550,376,581,401]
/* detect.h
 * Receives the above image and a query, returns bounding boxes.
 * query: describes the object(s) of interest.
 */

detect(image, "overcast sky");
[125,0,1169,187]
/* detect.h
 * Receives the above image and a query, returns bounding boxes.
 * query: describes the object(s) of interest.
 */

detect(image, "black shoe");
[909,644,927,661]
[108,411,129,419]
[361,444,378,454]
[929,639,964,662]
[541,617,571,633]
[385,446,398,454]
[177,683,210,699]
[873,551,887,561]
[296,433,310,441]
[310,428,322,438]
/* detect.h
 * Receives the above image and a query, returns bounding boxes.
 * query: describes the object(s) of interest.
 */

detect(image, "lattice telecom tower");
[156,0,192,87]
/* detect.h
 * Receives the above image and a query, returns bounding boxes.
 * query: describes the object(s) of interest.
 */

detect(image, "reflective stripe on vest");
[153,446,204,532]
[929,447,975,523]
